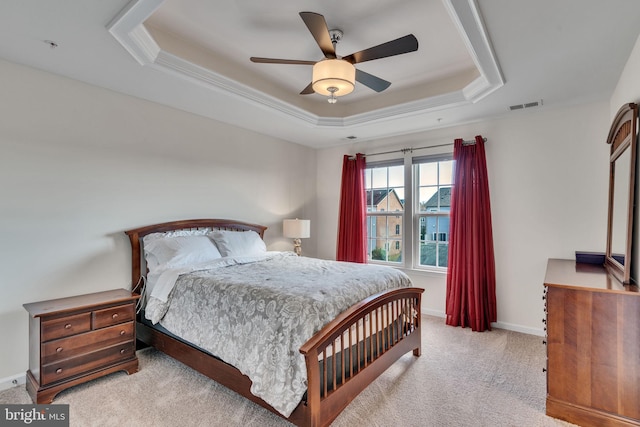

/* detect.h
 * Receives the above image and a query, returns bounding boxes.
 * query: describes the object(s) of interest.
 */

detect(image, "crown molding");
[107,0,163,65]
[444,0,504,102]
[108,0,503,129]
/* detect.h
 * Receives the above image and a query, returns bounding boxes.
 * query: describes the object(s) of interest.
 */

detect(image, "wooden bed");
[125,218,424,427]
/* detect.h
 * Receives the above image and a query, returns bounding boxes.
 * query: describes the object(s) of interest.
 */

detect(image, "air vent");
[509,100,543,111]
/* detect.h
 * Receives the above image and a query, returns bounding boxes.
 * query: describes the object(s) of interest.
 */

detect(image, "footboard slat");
[300,287,424,427]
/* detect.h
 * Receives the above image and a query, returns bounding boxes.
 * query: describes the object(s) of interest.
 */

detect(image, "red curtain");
[337,153,367,263]
[446,136,497,332]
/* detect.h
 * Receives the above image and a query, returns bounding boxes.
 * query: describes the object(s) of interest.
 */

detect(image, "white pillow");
[210,230,266,257]
[142,229,212,271]
[143,228,211,244]
[144,235,222,270]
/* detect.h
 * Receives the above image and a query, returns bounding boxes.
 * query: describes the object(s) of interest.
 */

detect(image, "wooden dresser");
[24,289,139,403]
[544,259,640,426]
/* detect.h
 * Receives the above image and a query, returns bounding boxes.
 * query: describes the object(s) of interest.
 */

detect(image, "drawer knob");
[120,349,126,354]
[56,368,63,374]
[64,323,72,329]
[112,313,119,319]
[56,347,63,353]
[120,330,126,336]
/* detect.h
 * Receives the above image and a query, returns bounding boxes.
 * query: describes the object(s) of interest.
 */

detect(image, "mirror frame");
[605,103,638,284]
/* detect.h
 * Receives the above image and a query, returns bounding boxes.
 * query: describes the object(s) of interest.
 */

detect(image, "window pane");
[438,243,449,268]
[419,162,438,186]
[439,160,454,186]
[418,187,438,212]
[388,165,404,187]
[371,168,388,188]
[366,216,376,252]
[367,215,402,264]
[418,215,449,267]
[392,186,405,203]
[364,169,372,190]
[389,188,404,212]
[419,186,451,213]
[420,242,437,267]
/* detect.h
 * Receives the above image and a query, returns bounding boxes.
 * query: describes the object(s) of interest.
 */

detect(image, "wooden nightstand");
[23,289,140,403]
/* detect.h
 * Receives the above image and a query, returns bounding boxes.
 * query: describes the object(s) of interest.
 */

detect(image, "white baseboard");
[0,372,25,392]
[422,309,545,336]
[422,308,446,318]
[493,321,545,337]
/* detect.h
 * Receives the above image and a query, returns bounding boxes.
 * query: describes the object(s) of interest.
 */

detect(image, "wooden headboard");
[124,219,268,294]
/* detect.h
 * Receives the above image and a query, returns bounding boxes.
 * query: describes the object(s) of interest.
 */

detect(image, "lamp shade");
[283,219,310,239]
[312,59,355,96]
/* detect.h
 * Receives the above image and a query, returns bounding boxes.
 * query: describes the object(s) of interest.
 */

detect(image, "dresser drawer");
[92,303,134,329]
[42,313,91,342]
[42,341,135,385]
[42,322,134,365]
[24,289,140,403]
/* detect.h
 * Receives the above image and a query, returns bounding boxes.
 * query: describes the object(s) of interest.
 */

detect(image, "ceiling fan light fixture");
[312,59,355,97]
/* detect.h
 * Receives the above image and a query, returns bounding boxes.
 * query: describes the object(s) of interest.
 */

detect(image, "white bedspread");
[143,252,412,417]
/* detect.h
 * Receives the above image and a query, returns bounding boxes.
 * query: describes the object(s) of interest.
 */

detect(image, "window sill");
[368,261,447,278]
[398,266,447,278]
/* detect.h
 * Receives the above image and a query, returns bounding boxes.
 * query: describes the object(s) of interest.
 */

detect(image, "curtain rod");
[349,137,487,160]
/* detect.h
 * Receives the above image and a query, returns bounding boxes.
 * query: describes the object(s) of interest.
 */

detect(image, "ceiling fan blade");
[250,57,316,65]
[356,69,391,92]
[342,34,418,64]
[300,82,315,95]
[299,12,336,59]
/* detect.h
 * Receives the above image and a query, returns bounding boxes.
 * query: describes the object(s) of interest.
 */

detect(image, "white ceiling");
[144,0,479,110]
[1,0,640,149]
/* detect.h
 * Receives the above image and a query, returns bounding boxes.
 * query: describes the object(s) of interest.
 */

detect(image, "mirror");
[605,103,638,284]
[610,147,631,265]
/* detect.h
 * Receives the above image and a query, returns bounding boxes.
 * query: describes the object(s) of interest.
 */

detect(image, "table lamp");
[283,219,310,256]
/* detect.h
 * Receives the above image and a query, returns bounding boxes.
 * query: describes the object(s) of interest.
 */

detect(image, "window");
[364,162,404,263]
[415,157,453,268]
[365,154,453,270]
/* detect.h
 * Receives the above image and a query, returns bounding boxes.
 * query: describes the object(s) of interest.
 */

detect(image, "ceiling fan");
[250,12,419,103]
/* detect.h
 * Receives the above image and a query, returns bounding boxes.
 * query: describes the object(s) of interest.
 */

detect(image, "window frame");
[364,153,453,272]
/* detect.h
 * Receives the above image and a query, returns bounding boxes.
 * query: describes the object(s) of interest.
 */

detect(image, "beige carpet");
[1,315,576,426]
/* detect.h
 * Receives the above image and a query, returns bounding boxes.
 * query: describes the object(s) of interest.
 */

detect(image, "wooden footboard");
[298,287,424,427]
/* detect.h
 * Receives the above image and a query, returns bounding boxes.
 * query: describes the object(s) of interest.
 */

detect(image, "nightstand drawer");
[92,303,134,329]
[42,322,134,364]
[42,341,135,385]
[42,313,91,341]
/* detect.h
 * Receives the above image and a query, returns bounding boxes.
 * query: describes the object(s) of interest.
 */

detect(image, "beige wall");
[0,59,317,381]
